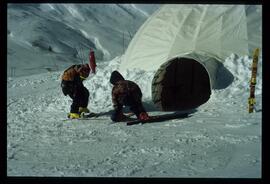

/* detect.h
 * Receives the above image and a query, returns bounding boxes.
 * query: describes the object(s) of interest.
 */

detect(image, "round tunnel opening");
[152,57,211,111]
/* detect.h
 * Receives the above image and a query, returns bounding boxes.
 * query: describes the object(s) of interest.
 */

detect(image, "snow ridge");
[131,4,149,17]
[8,4,159,77]
[93,37,111,61]
[63,4,85,21]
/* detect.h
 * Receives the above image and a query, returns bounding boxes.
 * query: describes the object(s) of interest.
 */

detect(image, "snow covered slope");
[7,53,262,177]
[7,4,160,77]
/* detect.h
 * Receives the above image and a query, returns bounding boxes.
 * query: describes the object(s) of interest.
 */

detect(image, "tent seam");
[193,5,208,51]
[166,6,193,62]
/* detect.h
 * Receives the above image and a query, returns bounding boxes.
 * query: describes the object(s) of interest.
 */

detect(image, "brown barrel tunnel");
[152,57,211,111]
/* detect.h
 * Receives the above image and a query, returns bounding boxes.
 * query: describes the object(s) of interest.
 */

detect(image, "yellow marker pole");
[248,48,259,113]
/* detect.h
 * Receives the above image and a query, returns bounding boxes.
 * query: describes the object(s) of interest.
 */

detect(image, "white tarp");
[119,4,262,72]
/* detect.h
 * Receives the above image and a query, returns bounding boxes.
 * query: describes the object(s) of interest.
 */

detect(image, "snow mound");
[211,53,262,102]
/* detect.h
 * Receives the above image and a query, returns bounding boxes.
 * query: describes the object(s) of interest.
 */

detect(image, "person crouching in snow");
[110,70,150,122]
[61,49,97,119]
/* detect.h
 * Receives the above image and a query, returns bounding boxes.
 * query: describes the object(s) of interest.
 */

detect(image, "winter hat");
[110,70,125,85]
[79,64,90,79]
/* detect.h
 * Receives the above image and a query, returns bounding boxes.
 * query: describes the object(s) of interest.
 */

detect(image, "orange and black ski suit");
[61,64,90,113]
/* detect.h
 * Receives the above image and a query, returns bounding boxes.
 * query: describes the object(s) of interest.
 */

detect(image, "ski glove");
[139,112,150,121]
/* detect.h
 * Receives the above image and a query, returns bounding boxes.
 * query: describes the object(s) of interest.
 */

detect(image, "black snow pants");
[61,80,89,113]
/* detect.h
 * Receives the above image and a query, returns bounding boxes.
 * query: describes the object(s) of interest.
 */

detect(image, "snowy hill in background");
[7,3,160,77]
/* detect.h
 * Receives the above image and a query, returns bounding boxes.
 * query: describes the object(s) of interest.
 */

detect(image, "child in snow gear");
[110,70,149,122]
[61,48,97,119]
[61,64,91,119]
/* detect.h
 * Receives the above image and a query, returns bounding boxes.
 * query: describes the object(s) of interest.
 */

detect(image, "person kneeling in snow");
[61,64,92,119]
[110,70,150,122]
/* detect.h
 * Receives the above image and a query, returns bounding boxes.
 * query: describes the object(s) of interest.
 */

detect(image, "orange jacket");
[62,64,90,81]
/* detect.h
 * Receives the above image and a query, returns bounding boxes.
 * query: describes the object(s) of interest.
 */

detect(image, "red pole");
[89,48,96,74]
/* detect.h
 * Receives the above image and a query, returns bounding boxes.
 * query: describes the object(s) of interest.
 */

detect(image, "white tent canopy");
[120,4,262,72]
[119,4,262,111]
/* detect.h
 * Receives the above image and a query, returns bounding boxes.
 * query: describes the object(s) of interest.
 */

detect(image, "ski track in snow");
[7,55,262,177]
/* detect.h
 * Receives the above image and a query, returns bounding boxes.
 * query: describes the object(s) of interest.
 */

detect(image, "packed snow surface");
[7,54,262,177]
